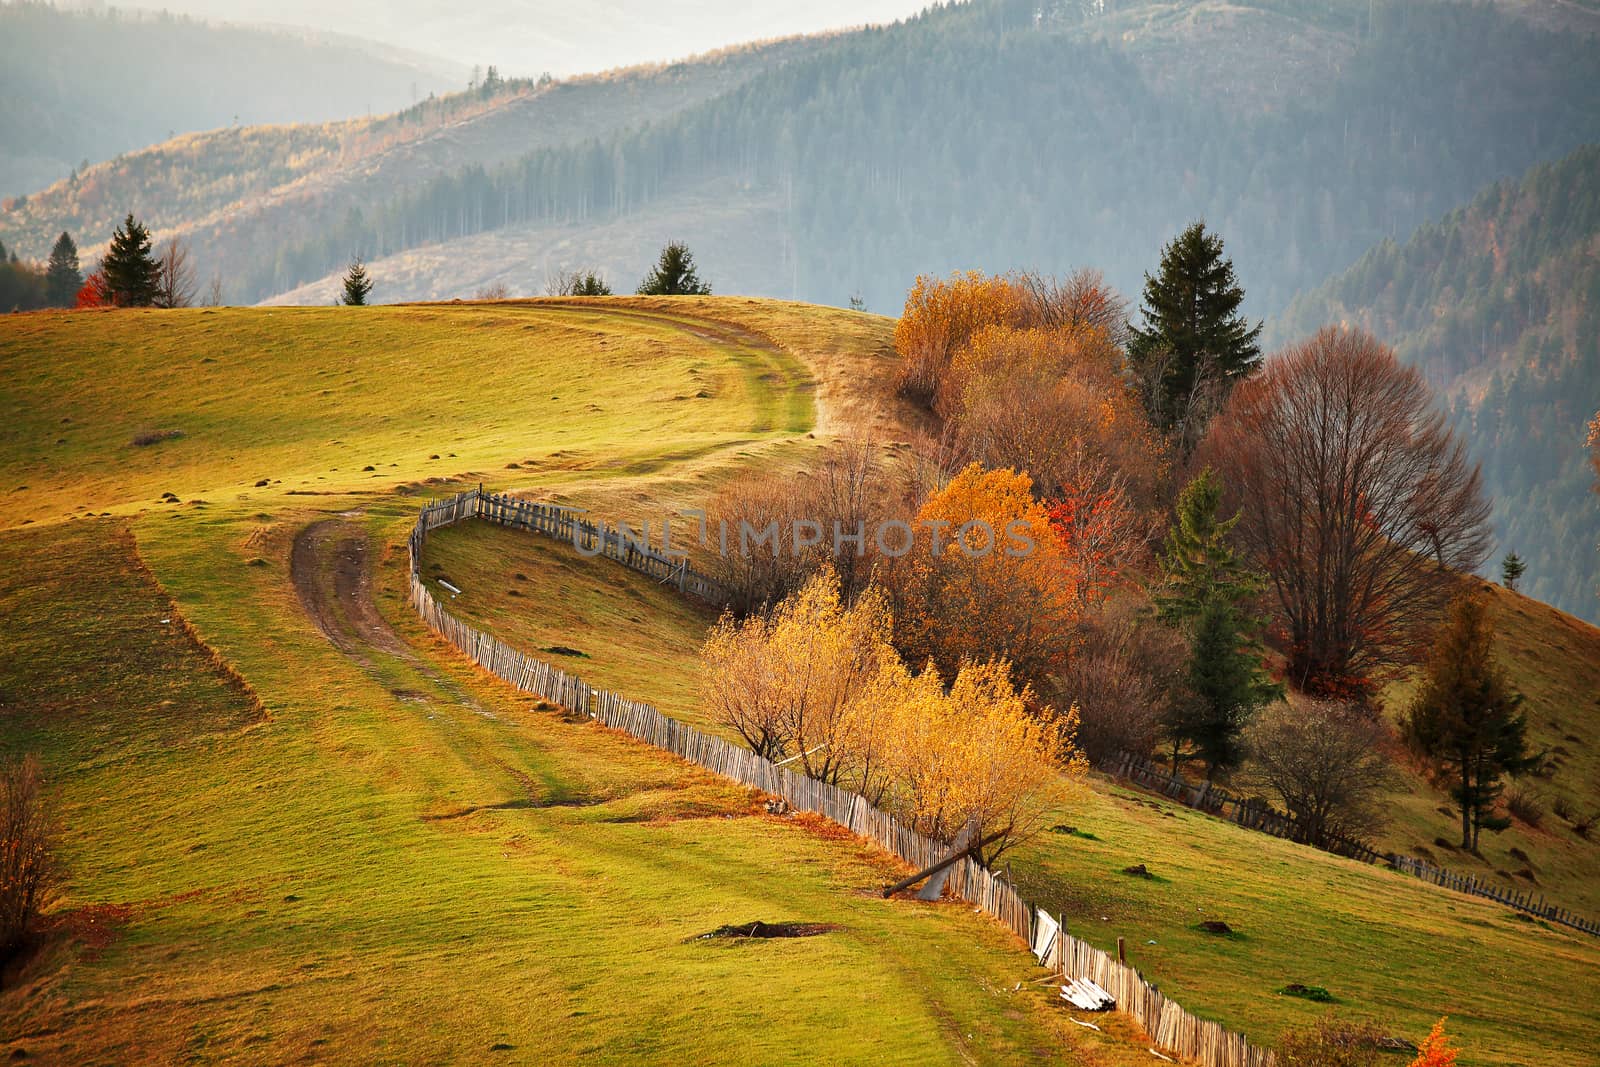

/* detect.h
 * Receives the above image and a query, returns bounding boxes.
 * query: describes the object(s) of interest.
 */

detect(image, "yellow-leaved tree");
[701,568,899,792]
[703,568,1084,863]
[877,658,1083,863]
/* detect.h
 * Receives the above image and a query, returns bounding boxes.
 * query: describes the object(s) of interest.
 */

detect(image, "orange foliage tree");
[889,464,1082,687]
[74,270,110,308]
[893,271,1027,407]
[945,323,1158,604]
[1408,1019,1459,1067]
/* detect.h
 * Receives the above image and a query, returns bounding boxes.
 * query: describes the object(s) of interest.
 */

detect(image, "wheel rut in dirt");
[289,518,486,714]
[290,519,409,663]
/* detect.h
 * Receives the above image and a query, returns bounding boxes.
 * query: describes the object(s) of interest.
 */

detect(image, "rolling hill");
[0,299,1161,1065]
[1275,142,1600,623]
[0,3,462,200]
[2,299,1595,1064]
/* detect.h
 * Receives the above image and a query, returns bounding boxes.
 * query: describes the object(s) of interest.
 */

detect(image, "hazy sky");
[119,0,938,78]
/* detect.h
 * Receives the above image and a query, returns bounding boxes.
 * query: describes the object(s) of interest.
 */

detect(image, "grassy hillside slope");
[1,300,1159,1065]
[1377,579,1600,914]
[426,511,1600,1066]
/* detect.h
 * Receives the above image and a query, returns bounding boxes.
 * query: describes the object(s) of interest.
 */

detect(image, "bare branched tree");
[1246,700,1397,848]
[1202,327,1491,697]
[1130,344,1224,458]
[1052,597,1187,764]
[806,435,890,600]
[1015,267,1129,349]
[545,267,611,296]
[1,755,60,962]
[153,237,196,309]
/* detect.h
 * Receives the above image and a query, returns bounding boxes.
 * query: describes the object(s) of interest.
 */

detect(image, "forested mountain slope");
[0,3,460,199]
[0,33,832,300]
[1276,143,1600,622]
[5,0,1597,313]
[142,0,929,77]
[231,0,1600,310]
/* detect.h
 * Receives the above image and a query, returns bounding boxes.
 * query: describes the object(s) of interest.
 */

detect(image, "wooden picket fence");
[407,487,1279,1067]
[1107,752,1600,939]
[465,486,727,602]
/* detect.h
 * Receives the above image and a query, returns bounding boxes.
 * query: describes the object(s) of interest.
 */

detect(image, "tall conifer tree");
[45,232,82,307]
[1405,591,1535,850]
[101,214,160,307]
[340,257,373,306]
[1156,469,1279,777]
[636,242,711,296]
[1128,222,1262,435]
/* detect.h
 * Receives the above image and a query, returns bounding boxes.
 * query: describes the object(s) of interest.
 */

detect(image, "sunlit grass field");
[2,298,1596,1065]
[1,300,1159,1065]
[430,513,1600,1066]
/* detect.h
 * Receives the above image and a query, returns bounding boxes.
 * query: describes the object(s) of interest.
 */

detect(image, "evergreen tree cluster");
[0,231,81,311]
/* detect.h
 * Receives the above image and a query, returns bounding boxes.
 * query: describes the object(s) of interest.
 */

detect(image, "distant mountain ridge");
[1275,143,1600,623]
[0,2,462,198]
[6,0,1599,319]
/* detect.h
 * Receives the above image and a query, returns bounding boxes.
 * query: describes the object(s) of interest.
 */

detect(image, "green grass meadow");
[1,299,1596,1065]
[0,301,1156,1065]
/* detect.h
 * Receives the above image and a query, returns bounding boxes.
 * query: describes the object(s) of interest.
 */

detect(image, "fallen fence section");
[1106,752,1599,939]
[409,488,1277,1067]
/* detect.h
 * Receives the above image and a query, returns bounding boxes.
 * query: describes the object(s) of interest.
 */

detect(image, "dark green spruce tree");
[1128,221,1262,438]
[101,214,160,307]
[45,231,82,307]
[1500,552,1526,592]
[636,241,711,296]
[341,257,373,306]
[1156,468,1280,779]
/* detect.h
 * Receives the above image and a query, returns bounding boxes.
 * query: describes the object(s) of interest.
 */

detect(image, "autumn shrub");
[1276,1014,1384,1067]
[950,323,1162,499]
[702,437,897,614]
[1013,268,1129,346]
[893,271,1027,407]
[701,473,808,615]
[887,464,1082,688]
[1505,783,1544,827]
[1409,1018,1460,1067]
[1051,597,1186,765]
[1246,700,1396,848]
[2,754,60,963]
